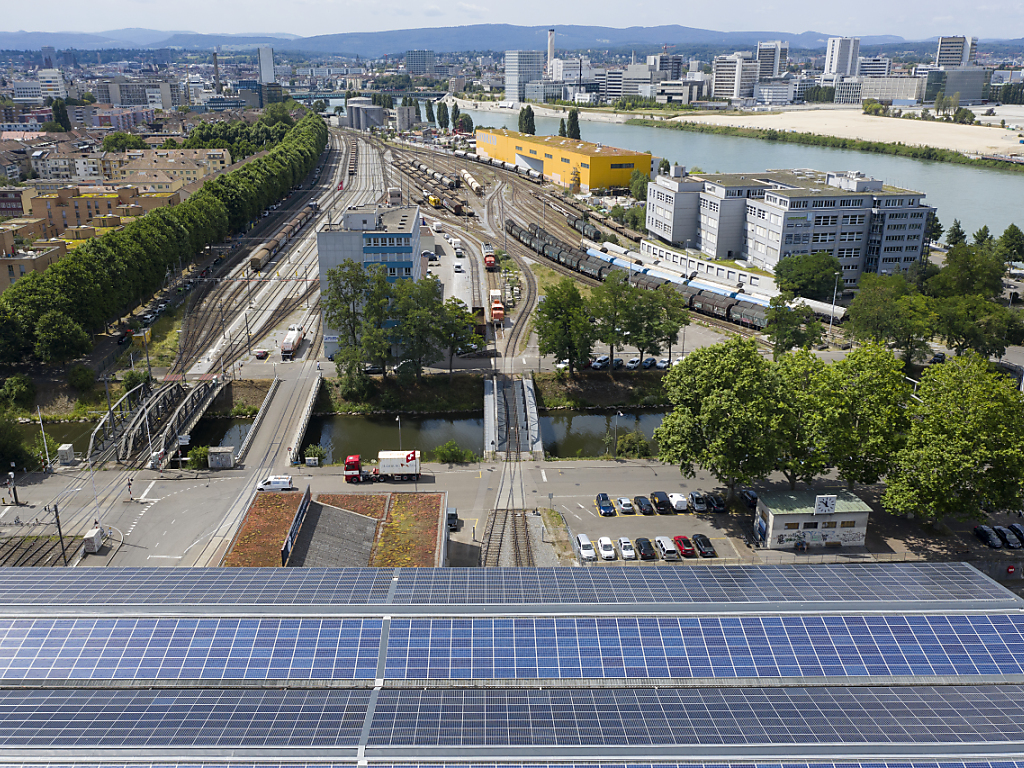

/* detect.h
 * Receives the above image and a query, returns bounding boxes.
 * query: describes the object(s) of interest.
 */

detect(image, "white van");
[257,475,294,491]
[432,222,443,233]
[655,535,680,561]
[576,534,597,562]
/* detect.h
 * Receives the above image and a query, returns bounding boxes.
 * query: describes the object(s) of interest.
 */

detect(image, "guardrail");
[236,376,280,463]
[280,484,312,566]
[288,373,322,465]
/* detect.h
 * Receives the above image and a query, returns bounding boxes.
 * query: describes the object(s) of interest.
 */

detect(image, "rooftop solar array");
[0,618,382,681]
[3,685,1024,749]
[0,563,1009,609]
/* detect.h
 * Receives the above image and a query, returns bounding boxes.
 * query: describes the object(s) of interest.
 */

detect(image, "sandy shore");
[670,108,1024,157]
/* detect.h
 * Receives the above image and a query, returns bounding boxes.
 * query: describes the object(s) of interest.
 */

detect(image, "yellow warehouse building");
[475,129,657,192]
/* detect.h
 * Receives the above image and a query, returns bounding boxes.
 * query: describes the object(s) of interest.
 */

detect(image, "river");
[448,107,1021,237]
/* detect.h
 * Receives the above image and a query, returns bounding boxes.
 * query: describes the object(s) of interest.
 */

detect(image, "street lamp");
[396,415,402,451]
[612,411,623,458]
[828,271,842,341]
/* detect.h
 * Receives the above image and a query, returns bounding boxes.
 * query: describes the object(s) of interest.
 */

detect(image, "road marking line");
[541,470,548,482]
[147,555,183,559]
[139,481,156,500]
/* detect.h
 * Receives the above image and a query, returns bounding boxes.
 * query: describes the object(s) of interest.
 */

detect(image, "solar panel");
[0,689,370,747]
[366,686,1024,746]
[0,618,382,681]
[0,563,1006,609]
[382,613,1024,680]
[5,763,1024,768]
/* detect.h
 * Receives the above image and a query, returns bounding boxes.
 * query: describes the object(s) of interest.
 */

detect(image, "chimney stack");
[213,48,221,94]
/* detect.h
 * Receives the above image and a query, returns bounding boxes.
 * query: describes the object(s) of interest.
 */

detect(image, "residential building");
[857,56,892,77]
[92,107,154,131]
[37,70,67,101]
[644,167,933,286]
[712,52,758,99]
[31,186,182,233]
[756,41,789,81]
[0,238,66,294]
[0,217,54,241]
[504,51,545,103]
[316,205,424,360]
[12,80,43,105]
[825,37,861,76]
[448,77,466,93]
[104,148,230,181]
[257,46,276,84]
[406,50,435,76]
[476,129,658,192]
[0,187,36,218]
[753,489,871,550]
[92,78,180,110]
[936,36,978,67]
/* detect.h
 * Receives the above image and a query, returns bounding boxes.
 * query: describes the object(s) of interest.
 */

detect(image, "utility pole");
[50,504,67,565]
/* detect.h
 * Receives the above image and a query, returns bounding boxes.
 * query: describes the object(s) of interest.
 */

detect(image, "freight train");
[504,218,846,332]
[249,207,316,272]
[453,149,543,184]
[347,140,357,176]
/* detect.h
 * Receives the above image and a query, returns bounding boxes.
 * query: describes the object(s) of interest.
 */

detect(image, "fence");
[280,485,312,566]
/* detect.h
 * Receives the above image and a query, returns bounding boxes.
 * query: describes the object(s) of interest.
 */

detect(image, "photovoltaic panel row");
[0,689,371,747]
[367,686,1024,746]
[4,686,1024,748]
[0,563,1008,608]
[382,613,1024,680]
[0,618,382,681]
[5,763,1024,768]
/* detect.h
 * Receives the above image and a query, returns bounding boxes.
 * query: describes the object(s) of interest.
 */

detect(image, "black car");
[974,525,1003,549]
[929,352,947,364]
[706,493,727,513]
[1009,523,1024,545]
[692,533,717,558]
[635,537,656,560]
[634,495,656,515]
[994,526,1023,549]
[740,489,759,509]
[649,491,673,514]
[363,364,384,375]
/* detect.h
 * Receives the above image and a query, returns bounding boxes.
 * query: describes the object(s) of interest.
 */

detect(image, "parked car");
[655,536,681,561]
[706,493,727,513]
[994,526,1023,549]
[740,489,759,510]
[689,492,707,513]
[576,534,597,562]
[673,535,696,558]
[597,536,617,560]
[649,491,672,514]
[668,493,689,512]
[617,537,637,560]
[595,493,616,517]
[1009,523,1024,545]
[974,525,1003,549]
[642,357,657,369]
[592,355,610,370]
[116,333,131,345]
[363,364,384,375]
[555,359,570,370]
[929,352,947,364]
[254,349,269,360]
[625,357,641,370]
[692,533,717,558]
[612,358,624,369]
[633,495,656,515]
[635,537,656,560]
[615,497,635,514]
[656,358,670,369]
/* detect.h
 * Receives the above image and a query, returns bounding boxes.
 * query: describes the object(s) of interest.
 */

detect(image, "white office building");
[644,167,933,287]
[406,50,435,76]
[317,205,424,359]
[646,54,686,80]
[825,37,861,76]
[756,41,789,81]
[857,56,892,77]
[37,70,67,101]
[712,52,758,99]
[549,58,593,82]
[504,50,545,103]
[936,36,978,67]
[257,46,276,84]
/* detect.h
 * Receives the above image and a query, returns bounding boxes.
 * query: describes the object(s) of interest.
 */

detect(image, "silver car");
[689,491,707,513]
[617,537,637,560]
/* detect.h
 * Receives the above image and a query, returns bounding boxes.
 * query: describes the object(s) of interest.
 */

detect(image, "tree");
[436,102,449,131]
[926,242,1005,299]
[260,102,294,128]
[654,337,781,499]
[946,218,967,247]
[522,105,536,135]
[34,311,91,367]
[883,352,1024,522]
[655,283,690,362]
[359,266,395,376]
[591,271,635,366]
[391,277,444,380]
[973,225,993,246]
[629,169,649,201]
[436,298,481,381]
[450,101,460,126]
[518,106,527,133]
[323,261,370,350]
[934,294,1024,358]
[40,121,64,132]
[454,113,474,133]
[311,99,326,113]
[773,349,830,489]
[0,410,32,470]
[566,107,581,139]
[558,118,567,137]
[997,223,1024,263]
[816,341,911,487]
[81,91,96,104]
[925,212,943,246]
[623,288,665,362]
[533,278,596,377]
[425,99,435,124]
[934,91,946,115]
[773,251,843,301]
[51,98,71,131]
[949,91,960,113]
[658,158,671,175]
[847,274,935,364]
[765,295,822,359]
[102,132,148,152]
[0,373,35,409]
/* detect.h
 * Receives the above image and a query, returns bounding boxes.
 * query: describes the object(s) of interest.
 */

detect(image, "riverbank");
[626,119,1024,173]
[453,97,635,125]
[651,108,1024,159]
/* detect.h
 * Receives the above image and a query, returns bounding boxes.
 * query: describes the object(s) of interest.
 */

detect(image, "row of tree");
[322,262,481,390]
[558,108,581,140]
[534,272,690,377]
[0,112,328,367]
[654,338,1024,523]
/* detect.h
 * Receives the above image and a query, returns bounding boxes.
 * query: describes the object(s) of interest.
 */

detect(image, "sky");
[14,0,1024,42]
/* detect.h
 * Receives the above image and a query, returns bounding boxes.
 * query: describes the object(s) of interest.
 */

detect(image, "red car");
[254,349,269,360]
[673,535,696,558]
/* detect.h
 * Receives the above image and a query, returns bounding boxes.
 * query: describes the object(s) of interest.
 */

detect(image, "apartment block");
[406,50,435,76]
[645,168,933,286]
[756,41,789,81]
[0,238,67,295]
[504,51,545,102]
[316,205,423,360]
[105,148,230,181]
[93,79,181,110]
[0,187,36,218]
[936,36,978,67]
[712,52,759,99]
[31,186,181,234]
[37,69,67,101]
[92,107,154,131]
[825,37,861,76]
